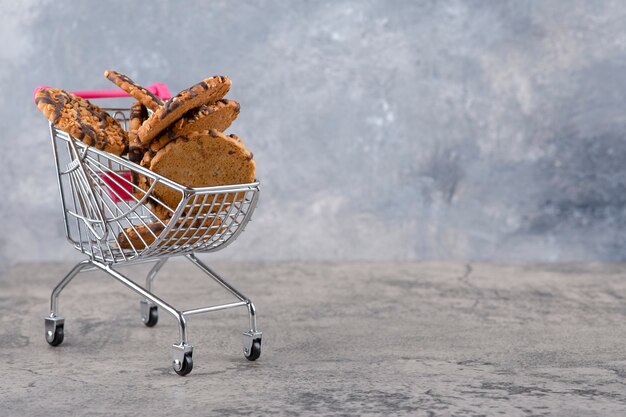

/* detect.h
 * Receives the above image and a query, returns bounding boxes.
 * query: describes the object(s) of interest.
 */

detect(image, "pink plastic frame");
[32,82,172,102]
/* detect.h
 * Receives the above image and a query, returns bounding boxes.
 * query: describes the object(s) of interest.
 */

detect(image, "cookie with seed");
[35,87,128,155]
[128,101,149,164]
[117,217,224,249]
[143,129,255,216]
[137,76,231,146]
[146,99,240,156]
[127,101,150,199]
[104,70,164,111]
[169,99,240,138]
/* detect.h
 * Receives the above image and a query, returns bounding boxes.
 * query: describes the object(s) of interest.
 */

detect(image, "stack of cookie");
[35,71,256,223]
[103,70,255,220]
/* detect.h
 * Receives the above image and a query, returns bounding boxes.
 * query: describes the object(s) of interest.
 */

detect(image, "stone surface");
[5,1,626,269]
[1,260,625,415]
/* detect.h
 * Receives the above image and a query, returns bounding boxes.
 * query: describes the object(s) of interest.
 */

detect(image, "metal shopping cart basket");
[34,83,261,376]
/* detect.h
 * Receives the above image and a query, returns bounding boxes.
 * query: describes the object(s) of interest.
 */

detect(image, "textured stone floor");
[1,260,625,416]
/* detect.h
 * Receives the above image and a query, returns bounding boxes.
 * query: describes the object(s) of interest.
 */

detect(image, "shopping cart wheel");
[173,353,193,376]
[172,343,193,376]
[243,331,262,361]
[45,316,65,347]
[144,306,158,327]
[140,300,158,327]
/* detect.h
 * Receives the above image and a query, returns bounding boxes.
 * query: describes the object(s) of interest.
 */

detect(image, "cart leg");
[185,253,262,361]
[45,260,92,346]
[145,257,167,292]
[88,260,194,375]
[140,258,167,327]
[49,259,92,315]
[242,301,262,361]
[89,260,189,342]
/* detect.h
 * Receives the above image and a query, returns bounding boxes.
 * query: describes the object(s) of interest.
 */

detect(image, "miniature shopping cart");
[34,83,261,376]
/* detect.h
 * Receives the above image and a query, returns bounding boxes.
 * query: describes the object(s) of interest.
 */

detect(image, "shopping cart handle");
[33,82,172,103]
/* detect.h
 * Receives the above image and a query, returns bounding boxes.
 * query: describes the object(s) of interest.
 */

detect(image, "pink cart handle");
[33,82,172,103]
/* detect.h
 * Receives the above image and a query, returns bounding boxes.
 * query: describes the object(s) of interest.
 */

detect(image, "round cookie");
[104,70,164,111]
[146,99,240,156]
[128,101,149,164]
[140,131,243,174]
[35,87,128,155]
[127,102,150,199]
[146,129,255,215]
[170,99,240,137]
[137,75,231,146]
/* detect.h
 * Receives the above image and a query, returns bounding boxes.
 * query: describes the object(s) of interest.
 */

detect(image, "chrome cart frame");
[42,95,262,376]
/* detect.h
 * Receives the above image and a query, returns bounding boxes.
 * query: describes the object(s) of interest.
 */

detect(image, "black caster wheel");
[174,353,193,376]
[244,340,261,361]
[46,323,64,347]
[144,306,158,327]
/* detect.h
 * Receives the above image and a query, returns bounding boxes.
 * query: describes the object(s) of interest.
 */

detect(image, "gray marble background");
[2,0,626,267]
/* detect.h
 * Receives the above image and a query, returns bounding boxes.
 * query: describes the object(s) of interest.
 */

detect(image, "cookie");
[126,102,151,199]
[150,200,174,220]
[104,70,164,111]
[138,132,247,221]
[117,217,224,249]
[141,131,243,170]
[35,88,128,155]
[146,99,240,156]
[144,129,255,216]
[137,75,231,146]
[169,99,240,139]
[128,101,149,163]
